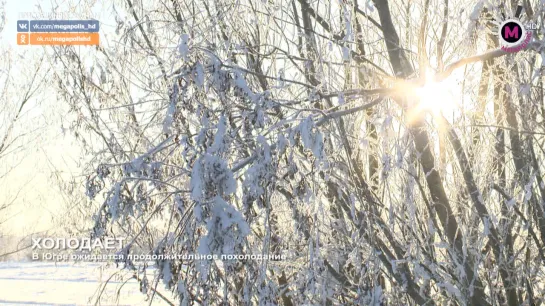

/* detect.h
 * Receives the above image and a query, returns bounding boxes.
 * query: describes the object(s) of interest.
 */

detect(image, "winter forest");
[1,0,545,305]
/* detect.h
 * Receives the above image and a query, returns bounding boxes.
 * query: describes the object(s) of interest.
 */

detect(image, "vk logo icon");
[17,20,29,32]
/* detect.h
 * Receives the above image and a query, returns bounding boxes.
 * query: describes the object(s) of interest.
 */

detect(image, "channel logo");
[499,19,525,44]
[497,17,536,53]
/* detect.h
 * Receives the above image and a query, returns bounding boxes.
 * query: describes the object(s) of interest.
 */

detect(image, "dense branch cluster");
[49,0,545,304]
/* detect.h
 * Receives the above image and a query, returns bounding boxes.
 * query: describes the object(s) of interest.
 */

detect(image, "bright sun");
[414,73,457,115]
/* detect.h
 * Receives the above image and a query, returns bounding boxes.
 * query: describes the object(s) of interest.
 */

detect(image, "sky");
[0,0,97,236]
[0,0,160,238]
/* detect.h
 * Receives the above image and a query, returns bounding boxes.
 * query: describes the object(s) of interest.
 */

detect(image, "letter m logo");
[504,25,519,39]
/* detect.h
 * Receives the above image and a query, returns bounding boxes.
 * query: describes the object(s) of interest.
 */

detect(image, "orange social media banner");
[29,33,99,45]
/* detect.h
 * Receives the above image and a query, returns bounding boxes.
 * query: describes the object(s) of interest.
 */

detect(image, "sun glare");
[414,73,457,115]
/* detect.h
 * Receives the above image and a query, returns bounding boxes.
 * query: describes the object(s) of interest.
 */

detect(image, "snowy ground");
[0,262,172,305]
